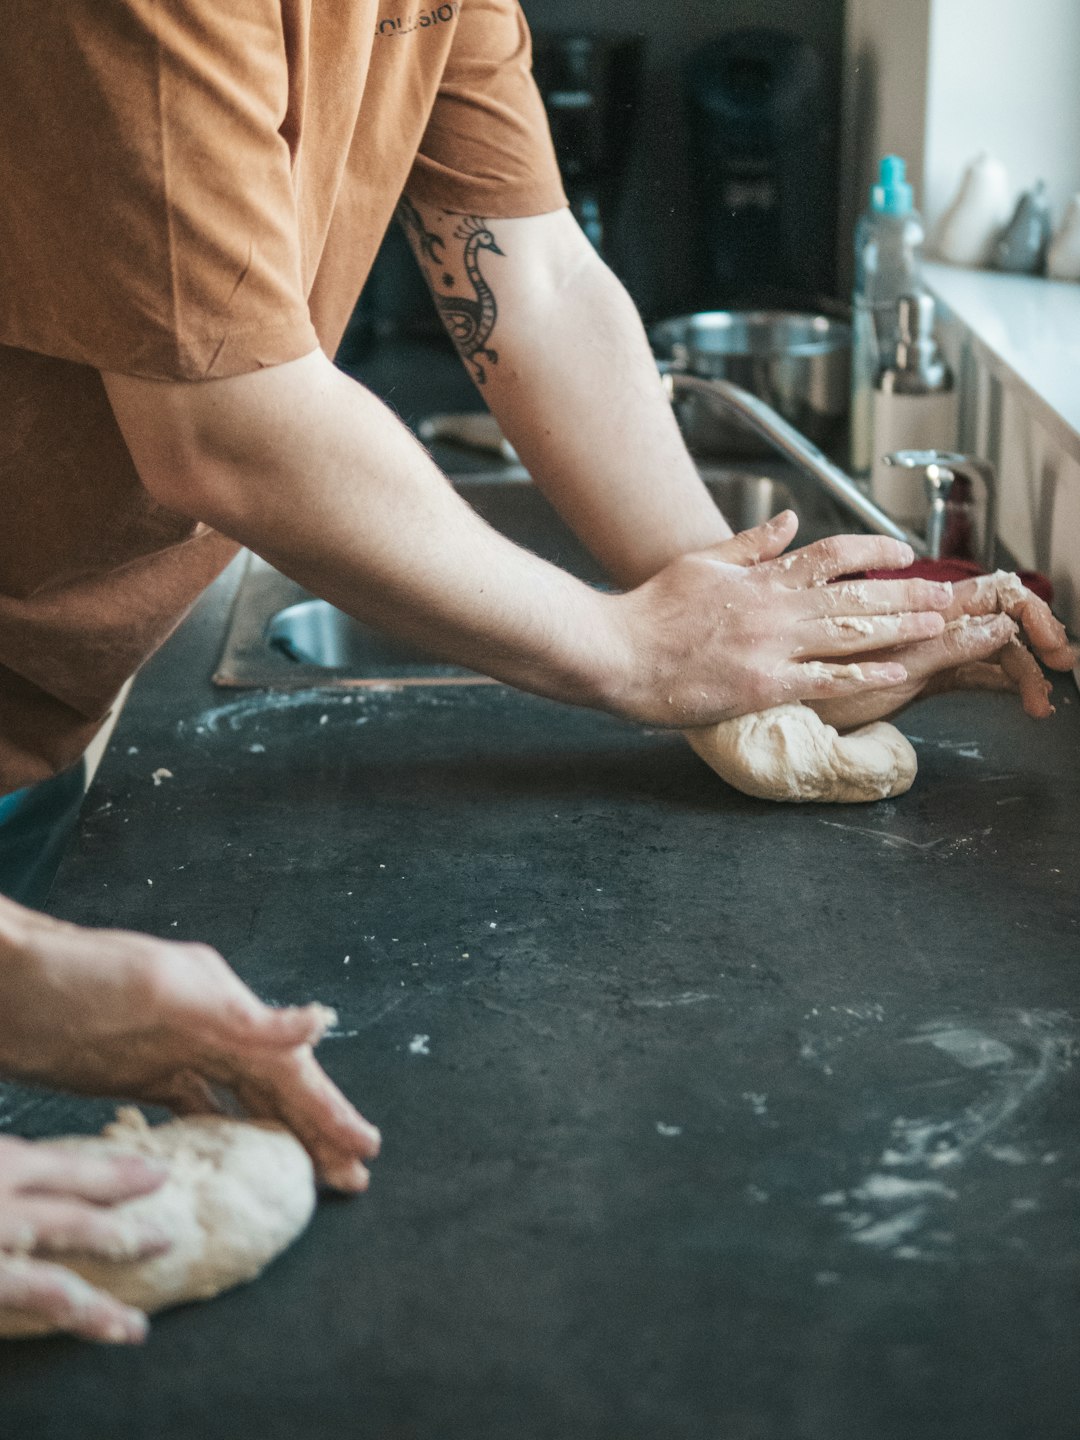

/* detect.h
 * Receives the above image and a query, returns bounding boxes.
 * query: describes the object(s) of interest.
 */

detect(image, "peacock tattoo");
[434,216,504,385]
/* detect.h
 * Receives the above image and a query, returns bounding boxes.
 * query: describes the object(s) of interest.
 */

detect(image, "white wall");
[924,0,1080,227]
[841,0,1080,270]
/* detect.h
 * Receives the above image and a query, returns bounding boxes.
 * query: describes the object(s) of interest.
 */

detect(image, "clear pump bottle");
[850,155,925,478]
[870,293,958,524]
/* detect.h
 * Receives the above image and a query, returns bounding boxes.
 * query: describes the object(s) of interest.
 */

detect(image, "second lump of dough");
[0,1109,317,1339]
[686,702,917,804]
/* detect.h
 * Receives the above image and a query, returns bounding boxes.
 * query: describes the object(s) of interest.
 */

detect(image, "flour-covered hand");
[811,570,1076,730]
[0,898,380,1194]
[606,512,953,727]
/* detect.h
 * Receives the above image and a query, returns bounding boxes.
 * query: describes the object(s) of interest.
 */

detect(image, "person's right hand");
[606,511,953,727]
[0,1136,169,1343]
[0,898,381,1193]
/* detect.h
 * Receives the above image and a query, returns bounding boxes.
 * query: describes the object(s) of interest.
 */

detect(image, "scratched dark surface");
[1,567,1078,1440]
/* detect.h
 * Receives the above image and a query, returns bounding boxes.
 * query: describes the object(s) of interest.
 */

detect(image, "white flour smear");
[818,1010,1074,1259]
[183,689,378,736]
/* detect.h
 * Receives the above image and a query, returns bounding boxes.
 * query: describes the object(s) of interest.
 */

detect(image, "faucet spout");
[663,371,927,553]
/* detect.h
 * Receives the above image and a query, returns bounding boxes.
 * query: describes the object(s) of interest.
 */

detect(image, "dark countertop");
[2,546,1080,1439]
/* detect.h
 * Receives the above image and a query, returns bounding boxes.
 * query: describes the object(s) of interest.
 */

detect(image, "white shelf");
[925,262,1080,463]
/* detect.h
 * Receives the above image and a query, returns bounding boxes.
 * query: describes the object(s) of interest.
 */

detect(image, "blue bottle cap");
[872,155,914,216]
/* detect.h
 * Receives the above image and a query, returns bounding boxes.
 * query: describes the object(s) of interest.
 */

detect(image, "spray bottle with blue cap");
[850,155,926,478]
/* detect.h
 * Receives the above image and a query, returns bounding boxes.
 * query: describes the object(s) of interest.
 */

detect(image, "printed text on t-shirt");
[376,3,461,37]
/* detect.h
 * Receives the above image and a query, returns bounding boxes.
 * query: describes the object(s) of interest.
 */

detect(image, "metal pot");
[650,310,851,457]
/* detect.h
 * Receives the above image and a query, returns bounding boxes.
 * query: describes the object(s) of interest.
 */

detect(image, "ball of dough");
[0,1109,316,1339]
[685,702,917,804]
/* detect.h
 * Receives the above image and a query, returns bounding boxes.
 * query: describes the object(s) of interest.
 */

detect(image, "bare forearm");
[480,232,732,585]
[0,894,37,987]
[401,203,731,586]
[104,345,962,732]
[487,253,732,585]
[104,353,620,711]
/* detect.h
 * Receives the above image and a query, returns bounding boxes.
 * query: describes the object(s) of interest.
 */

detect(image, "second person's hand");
[0,899,381,1193]
[0,1136,169,1343]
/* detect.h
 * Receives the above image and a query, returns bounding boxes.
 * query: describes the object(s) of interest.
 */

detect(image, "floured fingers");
[230,1047,381,1194]
[770,535,917,587]
[901,614,1054,717]
[822,576,954,617]
[798,608,944,658]
[0,1197,170,1263]
[949,572,1076,670]
[5,1140,166,1205]
[783,658,911,703]
[0,1255,149,1343]
[893,613,1053,718]
[997,635,1055,717]
[880,613,1017,684]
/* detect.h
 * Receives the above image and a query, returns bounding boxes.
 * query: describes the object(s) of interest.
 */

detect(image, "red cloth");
[861,558,1053,606]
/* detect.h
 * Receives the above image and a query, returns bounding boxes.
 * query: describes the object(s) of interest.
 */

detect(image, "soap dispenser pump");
[870,293,958,526]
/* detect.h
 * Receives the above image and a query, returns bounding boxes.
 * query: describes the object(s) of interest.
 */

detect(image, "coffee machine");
[531,33,645,258]
[684,28,836,307]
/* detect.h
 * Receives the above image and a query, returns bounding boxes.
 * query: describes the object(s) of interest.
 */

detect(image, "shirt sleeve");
[405,0,568,219]
[0,0,319,380]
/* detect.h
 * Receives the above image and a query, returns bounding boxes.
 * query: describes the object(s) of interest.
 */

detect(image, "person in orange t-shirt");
[0,0,1062,802]
[0,1,1072,1343]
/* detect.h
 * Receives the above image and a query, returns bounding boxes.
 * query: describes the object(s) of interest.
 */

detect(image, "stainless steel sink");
[213,465,839,689]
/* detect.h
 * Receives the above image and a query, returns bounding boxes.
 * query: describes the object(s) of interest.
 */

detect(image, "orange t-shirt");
[0,0,566,793]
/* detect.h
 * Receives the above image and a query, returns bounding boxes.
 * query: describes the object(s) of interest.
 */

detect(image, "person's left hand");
[809,572,1075,731]
[0,1137,170,1343]
[0,899,380,1192]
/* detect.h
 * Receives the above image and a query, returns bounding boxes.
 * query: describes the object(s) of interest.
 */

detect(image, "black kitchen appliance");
[684,28,835,309]
[532,32,645,257]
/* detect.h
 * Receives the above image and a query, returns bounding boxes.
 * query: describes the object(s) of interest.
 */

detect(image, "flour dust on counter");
[0,1109,316,1339]
[181,687,390,738]
[811,1009,1076,1262]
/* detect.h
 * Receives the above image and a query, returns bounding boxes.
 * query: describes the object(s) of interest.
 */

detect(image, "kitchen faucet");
[662,371,926,552]
[663,372,999,573]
